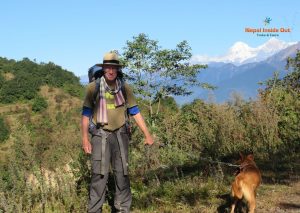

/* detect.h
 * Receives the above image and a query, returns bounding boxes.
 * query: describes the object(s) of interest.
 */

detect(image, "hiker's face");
[103,65,118,82]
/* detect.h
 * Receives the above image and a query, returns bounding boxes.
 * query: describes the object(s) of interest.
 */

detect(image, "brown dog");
[231,153,262,213]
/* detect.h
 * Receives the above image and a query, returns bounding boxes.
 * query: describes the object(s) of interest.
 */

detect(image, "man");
[81,51,154,213]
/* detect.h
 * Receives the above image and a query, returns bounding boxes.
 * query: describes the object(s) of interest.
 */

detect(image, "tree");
[283,51,300,93]
[121,33,208,121]
[263,50,300,95]
[260,50,300,166]
[0,74,4,89]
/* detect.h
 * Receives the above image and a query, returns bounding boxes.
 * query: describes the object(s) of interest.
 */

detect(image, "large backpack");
[88,64,103,83]
[88,65,131,135]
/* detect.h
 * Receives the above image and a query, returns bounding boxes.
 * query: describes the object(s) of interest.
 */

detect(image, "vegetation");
[0,57,83,104]
[0,38,299,212]
[121,33,209,122]
[32,96,48,112]
[0,116,10,143]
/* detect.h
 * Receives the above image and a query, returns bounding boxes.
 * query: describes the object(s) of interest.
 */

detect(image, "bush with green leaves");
[63,83,84,98]
[32,96,48,112]
[0,73,4,89]
[0,116,10,143]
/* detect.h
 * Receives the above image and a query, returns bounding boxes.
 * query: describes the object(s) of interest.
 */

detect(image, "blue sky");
[0,0,299,76]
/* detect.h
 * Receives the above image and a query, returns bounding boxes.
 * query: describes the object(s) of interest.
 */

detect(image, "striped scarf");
[97,76,125,125]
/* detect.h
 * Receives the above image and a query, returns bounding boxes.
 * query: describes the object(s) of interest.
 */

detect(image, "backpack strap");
[120,80,129,117]
[92,78,101,106]
[120,80,128,104]
[120,80,132,138]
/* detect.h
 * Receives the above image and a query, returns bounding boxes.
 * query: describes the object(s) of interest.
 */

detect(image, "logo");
[263,17,272,26]
[245,17,291,37]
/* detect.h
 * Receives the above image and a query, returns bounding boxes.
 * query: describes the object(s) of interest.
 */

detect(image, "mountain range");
[191,38,296,65]
[79,38,300,104]
[182,39,300,104]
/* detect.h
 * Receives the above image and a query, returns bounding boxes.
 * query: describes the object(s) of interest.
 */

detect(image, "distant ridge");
[79,41,300,104]
[191,38,296,65]
[178,41,300,104]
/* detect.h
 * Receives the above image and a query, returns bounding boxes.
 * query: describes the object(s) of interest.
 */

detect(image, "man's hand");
[144,134,154,146]
[132,112,154,146]
[82,138,92,154]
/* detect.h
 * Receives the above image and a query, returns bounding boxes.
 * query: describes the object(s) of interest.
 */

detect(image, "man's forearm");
[81,115,92,153]
[81,116,90,140]
[132,112,151,137]
[132,112,154,145]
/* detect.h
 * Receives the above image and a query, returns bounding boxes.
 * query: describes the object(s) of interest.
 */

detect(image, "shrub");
[32,96,48,112]
[0,116,10,143]
[63,83,84,98]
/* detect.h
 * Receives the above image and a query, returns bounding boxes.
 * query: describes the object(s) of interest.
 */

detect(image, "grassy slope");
[0,85,82,163]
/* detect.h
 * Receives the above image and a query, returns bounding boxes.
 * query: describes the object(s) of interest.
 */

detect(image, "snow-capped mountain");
[79,39,299,104]
[191,38,296,65]
[179,41,300,104]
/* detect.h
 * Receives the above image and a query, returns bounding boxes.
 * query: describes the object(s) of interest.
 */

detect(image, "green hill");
[0,57,83,104]
[0,57,84,162]
[0,57,87,212]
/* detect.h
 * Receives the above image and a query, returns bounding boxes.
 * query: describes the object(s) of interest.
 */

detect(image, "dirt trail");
[256,181,300,213]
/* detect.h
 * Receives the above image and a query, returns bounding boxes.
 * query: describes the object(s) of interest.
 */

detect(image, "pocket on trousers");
[91,160,101,174]
[91,136,102,160]
[120,132,129,147]
[120,132,129,160]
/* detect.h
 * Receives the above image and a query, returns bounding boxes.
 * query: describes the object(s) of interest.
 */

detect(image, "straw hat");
[96,51,122,67]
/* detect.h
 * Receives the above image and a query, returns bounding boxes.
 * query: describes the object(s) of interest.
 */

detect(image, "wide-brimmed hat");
[96,51,122,67]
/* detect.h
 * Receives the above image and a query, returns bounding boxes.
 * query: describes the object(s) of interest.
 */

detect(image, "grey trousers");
[88,126,132,213]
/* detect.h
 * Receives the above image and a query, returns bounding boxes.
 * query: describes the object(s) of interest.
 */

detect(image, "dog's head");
[237,152,255,167]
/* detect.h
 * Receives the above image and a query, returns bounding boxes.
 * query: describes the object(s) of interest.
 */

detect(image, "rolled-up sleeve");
[128,105,140,115]
[82,106,92,117]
